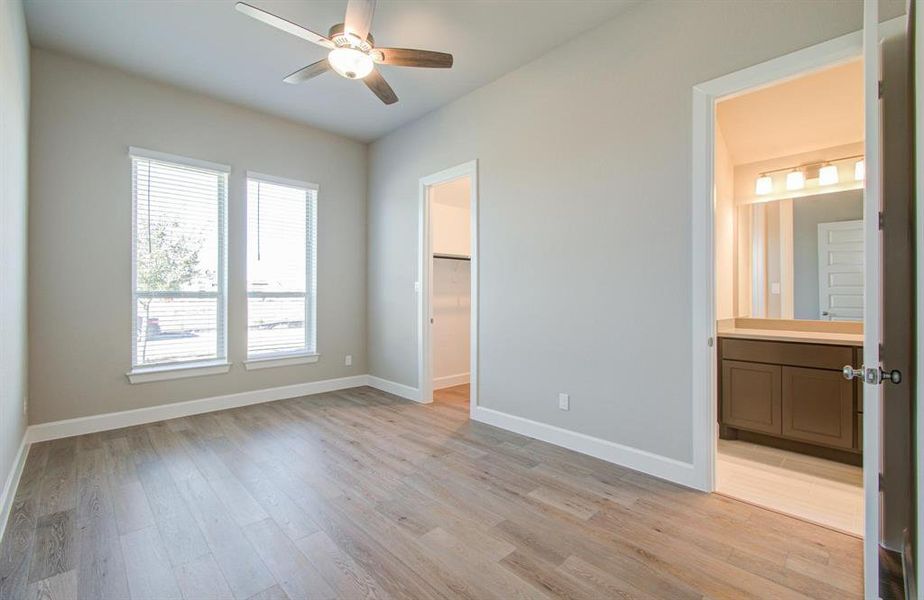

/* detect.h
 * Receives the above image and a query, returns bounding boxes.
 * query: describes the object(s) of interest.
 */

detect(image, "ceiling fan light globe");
[328,47,374,79]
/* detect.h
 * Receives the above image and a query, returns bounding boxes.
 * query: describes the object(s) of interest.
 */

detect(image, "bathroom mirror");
[739,189,863,322]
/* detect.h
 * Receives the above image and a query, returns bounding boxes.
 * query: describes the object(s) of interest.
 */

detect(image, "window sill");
[127,361,231,384]
[243,353,320,371]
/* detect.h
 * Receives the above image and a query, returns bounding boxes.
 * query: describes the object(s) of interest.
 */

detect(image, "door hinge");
[879,80,884,98]
[879,211,885,230]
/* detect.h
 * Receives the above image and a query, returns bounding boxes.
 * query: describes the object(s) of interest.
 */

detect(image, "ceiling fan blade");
[343,0,375,42]
[283,59,330,84]
[235,2,334,49]
[363,69,398,105]
[372,48,453,68]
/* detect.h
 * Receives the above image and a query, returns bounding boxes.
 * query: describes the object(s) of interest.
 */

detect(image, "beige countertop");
[717,326,863,347]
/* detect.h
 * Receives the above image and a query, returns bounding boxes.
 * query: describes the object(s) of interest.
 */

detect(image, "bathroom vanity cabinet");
[717,336,862,465]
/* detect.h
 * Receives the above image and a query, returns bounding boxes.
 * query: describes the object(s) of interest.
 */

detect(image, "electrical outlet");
[558,393,570,411]
[22,396,28,416]
[345,354,352,366]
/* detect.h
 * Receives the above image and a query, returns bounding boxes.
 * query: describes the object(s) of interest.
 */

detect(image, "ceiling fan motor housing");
[328,23,374,50]
[326,23,376,79]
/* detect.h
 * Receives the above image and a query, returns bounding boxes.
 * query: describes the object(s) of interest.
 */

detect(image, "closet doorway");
[418,161,478,414]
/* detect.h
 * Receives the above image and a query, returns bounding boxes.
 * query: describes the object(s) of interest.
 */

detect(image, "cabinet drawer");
[720,338,852,371]
[782,366,854,450]
[722,360,782,435]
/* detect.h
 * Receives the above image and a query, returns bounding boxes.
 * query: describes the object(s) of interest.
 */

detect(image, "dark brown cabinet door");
[781,366,854,450]
[721,360,782,435]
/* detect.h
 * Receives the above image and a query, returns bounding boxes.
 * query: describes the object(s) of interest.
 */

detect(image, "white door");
[861,0,882,596]
[817,220,864,321]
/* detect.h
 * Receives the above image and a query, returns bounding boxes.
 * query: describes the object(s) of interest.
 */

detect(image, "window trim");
[128,148,229,379]
[129,146,231,173]
[244,172,318,362]
[243,353,320,371]
[126,360,231,384]
[246,171,318,192]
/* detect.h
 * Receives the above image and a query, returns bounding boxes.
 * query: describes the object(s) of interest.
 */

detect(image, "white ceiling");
[24,0,637,142]
[716,59,863,165]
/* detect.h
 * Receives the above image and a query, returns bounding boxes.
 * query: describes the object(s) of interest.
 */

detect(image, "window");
[246,173,317,362]
[130,148,228,374]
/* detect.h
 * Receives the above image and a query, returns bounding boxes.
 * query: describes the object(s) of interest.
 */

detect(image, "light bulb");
[785,170,805,191]
[818,164,839,186]
[328,47,374,79]
[855,159,865,181]
[755,175,773,196]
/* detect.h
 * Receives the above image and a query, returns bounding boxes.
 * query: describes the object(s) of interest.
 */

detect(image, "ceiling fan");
[235,0,453,105]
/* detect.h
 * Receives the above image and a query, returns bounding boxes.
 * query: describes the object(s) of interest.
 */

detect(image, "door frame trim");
[417,160,479,416]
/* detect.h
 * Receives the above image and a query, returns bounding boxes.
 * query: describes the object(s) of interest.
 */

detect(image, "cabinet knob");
[842,365,864,381]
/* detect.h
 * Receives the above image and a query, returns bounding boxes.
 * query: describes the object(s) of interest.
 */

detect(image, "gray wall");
[29,49,367,424]
[367,0,874,463]
[793,190,864,320]
[0,0,30,490]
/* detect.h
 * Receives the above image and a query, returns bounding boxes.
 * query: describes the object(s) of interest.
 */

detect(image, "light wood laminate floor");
[717,439,864,537]
[1,385,863,599]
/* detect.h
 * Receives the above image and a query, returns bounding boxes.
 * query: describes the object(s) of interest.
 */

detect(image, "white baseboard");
[366,376,422,402]
[26,375,369,444]
[471,406,700,489]
[0,434,30,542]
[433,372,470,390]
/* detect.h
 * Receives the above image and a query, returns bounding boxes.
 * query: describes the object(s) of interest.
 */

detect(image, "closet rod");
[433,253,471,261]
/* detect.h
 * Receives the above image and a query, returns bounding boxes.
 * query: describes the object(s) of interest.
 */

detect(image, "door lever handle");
[876,367,902,384]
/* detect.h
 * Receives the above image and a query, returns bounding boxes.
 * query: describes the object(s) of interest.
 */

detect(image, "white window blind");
[131,149,228,369]
[246,175,317,359]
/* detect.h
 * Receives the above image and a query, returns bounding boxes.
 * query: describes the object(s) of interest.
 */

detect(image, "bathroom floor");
[716,439,863,536]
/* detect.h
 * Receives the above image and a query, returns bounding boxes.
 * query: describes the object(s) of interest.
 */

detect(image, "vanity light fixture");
[818,164,839,186]
[755,175,773,196]
[785,170,805,191]
[751,154,863,197]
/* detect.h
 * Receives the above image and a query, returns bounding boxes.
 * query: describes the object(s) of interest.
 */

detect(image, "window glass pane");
[132,155,226,368]
[247,180,306,293]
[135,161,220,293]
[247,296,307,356]
[134,296,218,365]
[246,178,315,358]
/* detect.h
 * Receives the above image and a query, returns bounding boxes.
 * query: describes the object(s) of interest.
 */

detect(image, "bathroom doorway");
[693,10,916,596]
[710,57,867,536]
